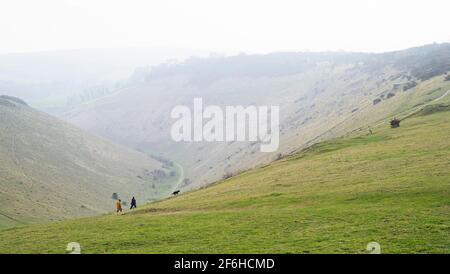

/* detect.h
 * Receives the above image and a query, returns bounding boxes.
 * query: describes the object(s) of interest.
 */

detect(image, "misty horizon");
[1,41,450,56]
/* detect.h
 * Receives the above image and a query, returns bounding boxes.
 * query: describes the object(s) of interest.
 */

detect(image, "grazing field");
[0,109,449,253]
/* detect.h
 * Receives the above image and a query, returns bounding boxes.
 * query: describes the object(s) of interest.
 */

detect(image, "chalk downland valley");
[0,44,449,253]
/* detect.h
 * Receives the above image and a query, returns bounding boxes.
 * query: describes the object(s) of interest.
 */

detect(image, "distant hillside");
[0,96,175,229]
[62,43,450,189]
[0,48,208,114]
[1,94,448,253]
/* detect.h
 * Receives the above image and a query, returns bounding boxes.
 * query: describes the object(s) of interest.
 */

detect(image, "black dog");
[172,190,180,195]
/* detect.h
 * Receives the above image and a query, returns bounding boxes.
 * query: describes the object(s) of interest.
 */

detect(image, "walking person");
[130,196,137,210]
[116,199,123,214]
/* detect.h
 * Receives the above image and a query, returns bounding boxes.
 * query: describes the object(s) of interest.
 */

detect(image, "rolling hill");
[0,94,448,253]
[0,95,179,229]
[0,48,208,114]
[62,43,450,190]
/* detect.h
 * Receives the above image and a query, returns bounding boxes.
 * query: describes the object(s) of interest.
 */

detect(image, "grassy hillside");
[0,96,176,229]
[63,44,450,189]
[0,103,448,253]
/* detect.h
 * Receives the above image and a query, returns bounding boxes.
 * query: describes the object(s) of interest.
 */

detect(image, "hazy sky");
[1,0,449,55]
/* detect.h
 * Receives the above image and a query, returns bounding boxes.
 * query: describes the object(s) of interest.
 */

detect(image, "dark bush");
[403,81,417,91]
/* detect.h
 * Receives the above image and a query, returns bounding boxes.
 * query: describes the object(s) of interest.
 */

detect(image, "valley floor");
[0,110,449,253]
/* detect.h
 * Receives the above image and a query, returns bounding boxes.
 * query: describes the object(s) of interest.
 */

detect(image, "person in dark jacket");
[130,196,137,209]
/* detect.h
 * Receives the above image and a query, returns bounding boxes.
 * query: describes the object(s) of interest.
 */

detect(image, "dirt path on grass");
[398,89,450,121]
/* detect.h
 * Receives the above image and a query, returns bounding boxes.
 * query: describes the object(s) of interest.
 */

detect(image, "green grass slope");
[0,106,449,253]
[0,96,170,229]
[63,45,450,189]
